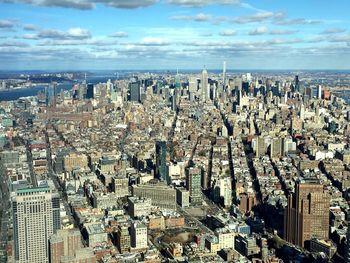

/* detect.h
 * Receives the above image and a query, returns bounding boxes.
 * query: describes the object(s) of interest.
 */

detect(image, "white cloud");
[167,0,239,7]
[23,24,38,31]
[170,13,211,22]
[219,29,237,36]
[37,27,91,39]
[321,28,346,34]
[111,31,128,38]
[139,37,169,46]
[249,26,268,35]
[0,20,15,29]
[0,0,158,9]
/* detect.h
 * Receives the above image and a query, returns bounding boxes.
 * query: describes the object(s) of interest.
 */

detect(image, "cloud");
[273,17,322,25]
[219,29,237,36]
[249,26,268,35]
[0,0,158,9]
[22,33,39,40]
[37,27,91,39]
[37,38,118,46]
[321,28,346,34]
[96,0,158,8]
[269,29,298,35]
[233,12,275,24]
[167,0,240,7]
[139,37,169,46]
[111,31,128,38]
[23,24,37,31]
[200,32,213,37]
[0,41,29,47]
[0,20,15,29]
[170,13,211,22]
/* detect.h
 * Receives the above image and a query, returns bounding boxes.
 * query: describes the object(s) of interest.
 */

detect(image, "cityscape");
[1,1,350,263]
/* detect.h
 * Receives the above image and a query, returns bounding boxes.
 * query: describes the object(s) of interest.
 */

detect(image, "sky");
[0,0,350,70]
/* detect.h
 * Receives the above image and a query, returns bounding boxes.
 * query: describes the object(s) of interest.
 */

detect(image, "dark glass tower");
[129,82,140,102]
[155,141,169,184]
[86,83,94,99]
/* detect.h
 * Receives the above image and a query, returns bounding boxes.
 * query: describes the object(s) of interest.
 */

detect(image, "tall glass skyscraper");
[45,83,56,107]
[86,83,94,99]
[155,141,170,184]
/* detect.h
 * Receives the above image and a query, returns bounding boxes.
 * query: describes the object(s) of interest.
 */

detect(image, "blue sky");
[0,0,350,70]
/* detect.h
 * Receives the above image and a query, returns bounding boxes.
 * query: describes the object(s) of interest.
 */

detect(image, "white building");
[12,187,60,263]
[130,222,148,249]
[128,196,153,218]
[201,69,209,101]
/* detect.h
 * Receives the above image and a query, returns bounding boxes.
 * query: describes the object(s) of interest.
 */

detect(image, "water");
[0,76,116,101]
[0,83,74,101]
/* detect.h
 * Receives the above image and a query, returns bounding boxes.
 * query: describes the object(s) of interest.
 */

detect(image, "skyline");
[0,0,350,70]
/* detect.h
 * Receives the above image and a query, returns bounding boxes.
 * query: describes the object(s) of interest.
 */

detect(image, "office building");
[128,196,153,218]
[270,138,282,159]
[176,187,190,208]
[295,75,300,92]
[130,222,148,249]
[86,84,94,99]
[49,229,82,263]
[132,181,176,211]
[63,152,89,172]
[188,77,198,93]
[115,224,131,254]
[284,179,330,247]
[112,175,129,198]
[129,82,140,102]
[219,177,232,208]
[85,223,108,247]
[223,61,226,88]
[317,85,322,99]
[12,187,60,263]
[155,141,169,184]
[45,83,56,107]
[201,68,209,101]
[186,167,202,206]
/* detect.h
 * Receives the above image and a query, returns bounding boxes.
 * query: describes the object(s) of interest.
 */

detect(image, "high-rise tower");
[284,179,329,248]
[201,68,209,101]
[155,141,169,184]
[223,61,226,88]
[45,83,56,107]
[12,187,60,263]
[186,167,202,206]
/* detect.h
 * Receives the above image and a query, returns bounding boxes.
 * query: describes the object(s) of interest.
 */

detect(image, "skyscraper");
[175,69,181,89]
[45,83,56,107]
[223,61,226,88]
[12,187,60,263]
[86,83,94,99]
[284,179,330,248]
[155,141,169,184]
[295,75,300,92]
[186,167,202,206]
[317,85,322,99]
[201,68,209,101]
[129,81,140,102]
